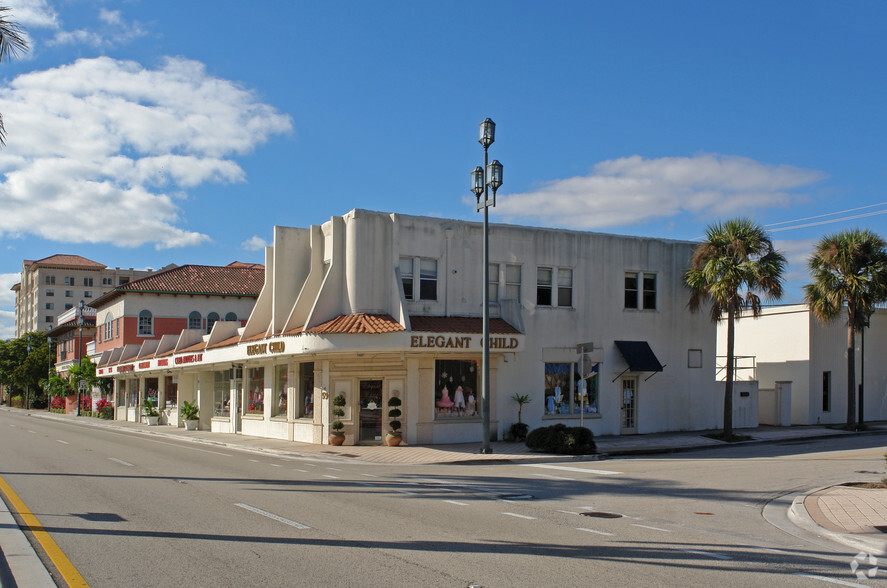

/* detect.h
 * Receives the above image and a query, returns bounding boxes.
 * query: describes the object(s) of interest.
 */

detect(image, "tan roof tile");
[308,314,405,335]
[32,254,106,269]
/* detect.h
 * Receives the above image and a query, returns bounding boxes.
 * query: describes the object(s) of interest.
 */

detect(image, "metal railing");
[715,355,756,381]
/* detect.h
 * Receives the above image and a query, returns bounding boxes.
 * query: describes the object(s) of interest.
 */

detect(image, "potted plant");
[509,393,531,442]
[180,400,199,430]
[330,394,346,446]
[386,396,403,446]
[142,398,160,426]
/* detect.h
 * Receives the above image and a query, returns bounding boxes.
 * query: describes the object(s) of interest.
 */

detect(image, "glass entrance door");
[620,376,638,434]
[359,380,383,443]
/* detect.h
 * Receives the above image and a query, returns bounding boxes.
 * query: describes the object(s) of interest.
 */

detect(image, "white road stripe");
[395,489,417,495]
[444,500,469,506]
[502,512,536,520]
[577,527,614,536]
[109,457,134,467]
[327,467,343,472]
[521,464,621,475]
[794,573,868,587]
[270,464,281,468]
[678,548,732,560]
[632,523,671,532]
[235,503,310,529]
[249,459,260,463]
[322,474,340,479]
[361,473,379,478]
[530,473,575,481]
[57,440,69,444]
[28,430,36,434]
[557,510,581,515]
[293,469,308,473]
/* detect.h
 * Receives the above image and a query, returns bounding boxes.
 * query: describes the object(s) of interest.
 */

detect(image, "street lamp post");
[46,334,53,412]
[25,334,31,410]
[470,118,503,455]
[77,300,84,416]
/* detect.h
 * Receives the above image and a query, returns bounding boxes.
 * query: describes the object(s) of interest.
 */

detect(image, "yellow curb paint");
[0,474,89,587]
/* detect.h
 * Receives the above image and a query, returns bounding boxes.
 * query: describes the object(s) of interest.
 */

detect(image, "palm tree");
[0,6,27,146]
[684,218,786,440]
[804,229,887,430]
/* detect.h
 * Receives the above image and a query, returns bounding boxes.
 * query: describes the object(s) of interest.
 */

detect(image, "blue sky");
[1,0,886,338]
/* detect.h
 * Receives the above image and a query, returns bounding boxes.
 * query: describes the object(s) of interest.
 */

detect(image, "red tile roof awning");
[307,314,405,335]
[409,316,521,335]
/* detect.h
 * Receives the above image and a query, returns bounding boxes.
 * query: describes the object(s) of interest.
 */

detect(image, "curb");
[788,485,887,557]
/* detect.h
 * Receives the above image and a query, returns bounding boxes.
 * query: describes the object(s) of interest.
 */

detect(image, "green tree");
[0,332,51,407]
[804,229,887,430]
[684,218,786,440]
[0,6,27,145]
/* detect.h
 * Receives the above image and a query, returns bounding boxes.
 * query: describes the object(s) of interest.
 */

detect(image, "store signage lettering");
[175,353,203,365]
[410,335,519,350]
[118,364,134,372]
[157,359,168,367]
[247,341,286,356]
[138,361,150,369]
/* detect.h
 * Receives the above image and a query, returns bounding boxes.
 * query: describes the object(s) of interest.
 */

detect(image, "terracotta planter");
[386,432,402,446]
[329,433,345,446]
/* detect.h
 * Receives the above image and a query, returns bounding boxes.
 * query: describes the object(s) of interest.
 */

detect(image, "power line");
[764,201,887,228]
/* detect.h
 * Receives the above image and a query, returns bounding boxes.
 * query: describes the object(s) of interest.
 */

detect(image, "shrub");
[509,422,529,442]
[180,400,199,421]
[526,423,596,455]
[331,394,346,432]
[100,404,114,420]
[387,396,402,434]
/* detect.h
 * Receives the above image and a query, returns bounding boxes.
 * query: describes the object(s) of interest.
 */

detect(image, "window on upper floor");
[102,277,112,285]
[64,303,73,310]
[46,289,54,297]
[45,302,53,310]
[488,263,499,302]
[84,291,92,298]
[625,272,657,310]
[225,312,237,322]
[64,276,74,286]
[45,315,52,324]
[504,264,521,301]
[44,275,55,285]
[188,311,202,330]
[537,266,573,307]
[119,277,129,285]
[138,310,153,335]
[83,277,93,287]
[65,290,73,298]
[104,315,113,341]
[206,312,219,334]
[400,257,438,301]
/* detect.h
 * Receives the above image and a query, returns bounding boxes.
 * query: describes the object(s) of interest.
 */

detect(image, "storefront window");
[247,367,264,415]
[213,370,230,417]
[434,359,478,420]
[165,375,178,408]
[127,379,140,409]
[145,378,158,409]
[273,365,287,417]
[299,362,314,418]
[544,362,600,416]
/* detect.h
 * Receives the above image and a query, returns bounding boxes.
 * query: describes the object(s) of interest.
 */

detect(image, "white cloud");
[0,272,20,308]
[9,0,58,29]
[0,56,293,249]
[495,154,826,230]
[774,238,816,283]
[241,236,268,251]
[0,310,14,340]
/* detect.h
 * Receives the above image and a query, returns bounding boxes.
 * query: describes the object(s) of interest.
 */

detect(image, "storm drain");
[581,511,622,519]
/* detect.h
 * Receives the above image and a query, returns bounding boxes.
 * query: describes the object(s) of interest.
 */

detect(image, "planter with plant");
[330,393,346,445]
[180,400,199,430]
[142,399,160,425]
[386,396,403,446]
[509,393,531,442]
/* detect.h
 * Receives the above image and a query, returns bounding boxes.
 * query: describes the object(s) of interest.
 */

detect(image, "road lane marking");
[327,467,343,472]
[322,474,340,479]
[395,489,417,495]
[0,474,90,586]
[270,464,281,468]
[57,440,69,444]
[530,473,575,481]
[632,524,671,532]
[794,573,867,587]
[360,473,379,478]
[678,548,732,560]
[558,510,581,515]
[108,457,134,467]
[235,503,310,529]
[249,459,260,463]
[28,430,36,434]
[293,469,308,473]
[577,527,614,536]
[502,512,536,520]
[521,464,622,475]
[444,500,469,506]
[138,438,232,457]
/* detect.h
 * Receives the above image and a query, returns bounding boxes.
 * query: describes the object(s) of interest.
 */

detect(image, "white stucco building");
[100,209,725,445]
[719,304,887,426]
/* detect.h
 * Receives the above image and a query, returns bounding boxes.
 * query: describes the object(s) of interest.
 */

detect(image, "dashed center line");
[678,548,732,560]
[270,464,281,468]
[108,457,134,467]
[322,474,340,479]
[444,500,469,506]
[502,512,536,520]
[631,523,671,532]
[395,489,417,495]
[557,510,581,515]
[293,469,308,473]
[794,572,868,587]
[56,440,69,445]
[361,473,379,478]
[235,503,310,529]
[521,464,622,475]
[248,459,260,463]
[577,527,614,536]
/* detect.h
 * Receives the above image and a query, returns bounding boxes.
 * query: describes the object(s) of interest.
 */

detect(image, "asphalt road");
[1,409,885,587]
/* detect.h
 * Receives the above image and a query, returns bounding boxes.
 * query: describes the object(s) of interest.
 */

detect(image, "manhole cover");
[581,511,622,518]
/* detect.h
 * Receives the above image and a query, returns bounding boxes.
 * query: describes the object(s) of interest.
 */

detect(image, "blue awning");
[614,340,663,372]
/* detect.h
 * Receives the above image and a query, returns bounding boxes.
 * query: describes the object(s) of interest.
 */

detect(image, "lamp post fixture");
[25,334,31,410]
[470,117,503,455]
[77,300,84,416]
[46,334,53,412]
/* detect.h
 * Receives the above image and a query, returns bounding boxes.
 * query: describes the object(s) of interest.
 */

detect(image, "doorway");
[620,376,638,434]
[358,380,383,443]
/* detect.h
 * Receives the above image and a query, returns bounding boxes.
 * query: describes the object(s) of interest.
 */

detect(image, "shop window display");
[299,362,314,418]
[544,362,599,416]
[274,364,287,417]
[213,370,230,417]
[434,359,478,419]
[247,367,264,415]
[165,375,177,408]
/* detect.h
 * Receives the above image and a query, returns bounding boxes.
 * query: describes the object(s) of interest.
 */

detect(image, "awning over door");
[614,340,664,380]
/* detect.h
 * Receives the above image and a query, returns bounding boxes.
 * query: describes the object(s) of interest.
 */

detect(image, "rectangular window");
[557,268,573,307]
[536,267,552,306]
[44,275,55,285]
[65,290,73,298]
[823,371,831,412]
[299,362,314,418]
[504,264,521,301]
[165,375,177,408]
[488,263,499,302]
[434,359,478,420]
[104,320,112,341]
[83,277,93,287]
[400,257,413,300]
[102,277,112,285]
[46,289,54,297]
[119,277,129,285]
[419,259,437,300]
[84,291,92,298]
[45,303,53,310]
[247,367,264,415]
[626,272,657,310]
[544,362,600,416]
[273,364,288,418]
[45,315,52,324]
[64,276,73,286]
[64,303,73,310]
[213,371,230,418]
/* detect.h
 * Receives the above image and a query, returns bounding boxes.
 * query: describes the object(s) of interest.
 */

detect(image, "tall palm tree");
[804,229,887,430]
[684,218,786,440]
[0,6,27,146]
